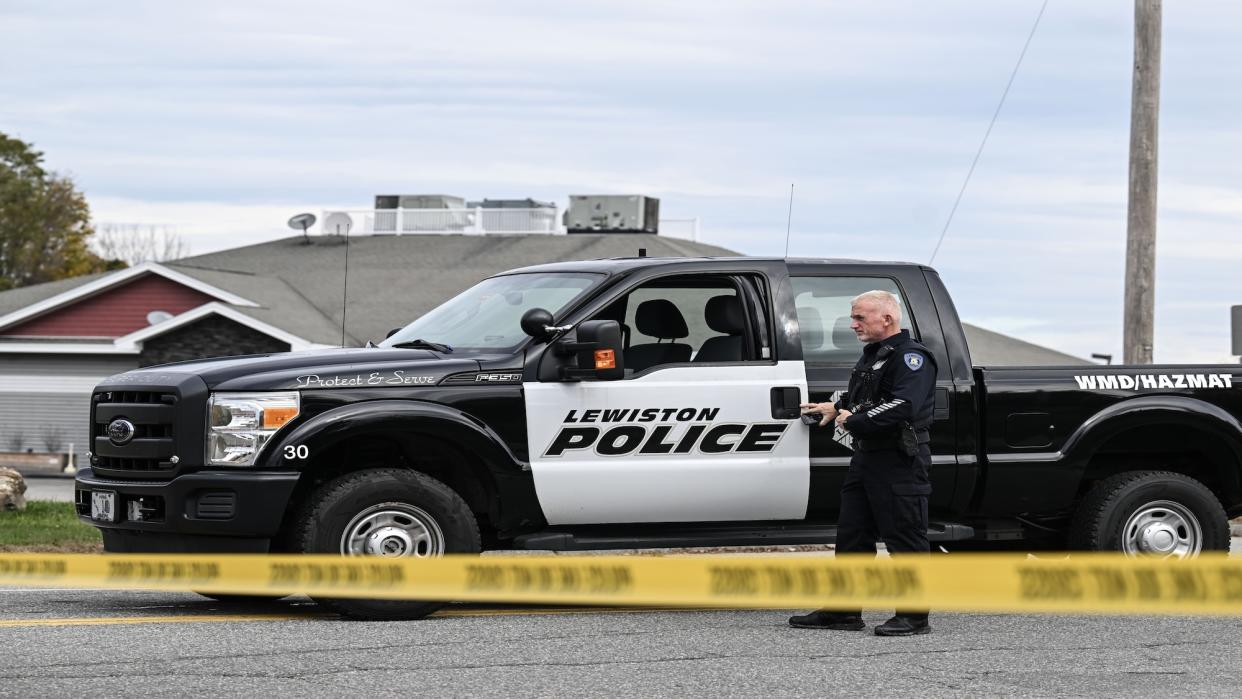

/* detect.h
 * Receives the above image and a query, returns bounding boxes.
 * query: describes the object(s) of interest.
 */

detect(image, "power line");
[928,0,1050,266]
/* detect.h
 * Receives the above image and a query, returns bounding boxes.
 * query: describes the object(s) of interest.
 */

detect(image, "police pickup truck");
[77,257,1242,618]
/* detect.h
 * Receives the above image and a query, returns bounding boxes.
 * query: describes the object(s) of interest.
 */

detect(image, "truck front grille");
[92,390,180,477]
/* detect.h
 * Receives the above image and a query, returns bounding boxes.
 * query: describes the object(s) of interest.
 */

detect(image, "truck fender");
[259,400,527,478]
[1060,395,1242,492]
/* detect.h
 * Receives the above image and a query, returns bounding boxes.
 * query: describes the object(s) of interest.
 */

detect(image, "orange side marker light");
[595,349,616,370]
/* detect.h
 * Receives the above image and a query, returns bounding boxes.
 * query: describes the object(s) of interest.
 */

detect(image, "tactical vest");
[846,345,894,414]
[848,335,936,455]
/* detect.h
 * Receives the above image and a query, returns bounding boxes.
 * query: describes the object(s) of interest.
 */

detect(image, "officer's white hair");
[851,290,902,325]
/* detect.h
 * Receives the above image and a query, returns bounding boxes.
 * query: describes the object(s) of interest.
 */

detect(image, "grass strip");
[0,501,103,552]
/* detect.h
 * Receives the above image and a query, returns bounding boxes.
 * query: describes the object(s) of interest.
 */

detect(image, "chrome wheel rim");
[340,502,445,557]
[1120,500,1202,558]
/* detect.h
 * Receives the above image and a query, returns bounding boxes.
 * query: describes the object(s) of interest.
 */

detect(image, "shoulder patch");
[904,352,925,371]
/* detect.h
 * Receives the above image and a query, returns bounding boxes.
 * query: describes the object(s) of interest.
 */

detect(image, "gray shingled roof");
[162,266,348,345]
[169,233,738,345]
[0,272,108,317]
[0,232,1090,365]
[963,322,1092,366]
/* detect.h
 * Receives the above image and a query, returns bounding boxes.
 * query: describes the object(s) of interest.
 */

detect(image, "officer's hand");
[835,410,852,428]
[800,402,837,426]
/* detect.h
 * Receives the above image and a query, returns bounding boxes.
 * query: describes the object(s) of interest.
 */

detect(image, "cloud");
[4,1,1242,364]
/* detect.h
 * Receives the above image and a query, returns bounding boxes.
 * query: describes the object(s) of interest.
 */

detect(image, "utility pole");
[1124,0,1161,364]
[1232,305,1242,362]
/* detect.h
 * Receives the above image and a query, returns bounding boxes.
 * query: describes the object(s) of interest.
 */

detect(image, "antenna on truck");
[783,183,795,258]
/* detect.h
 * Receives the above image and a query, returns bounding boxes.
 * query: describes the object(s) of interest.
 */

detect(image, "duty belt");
[855,429,930,453]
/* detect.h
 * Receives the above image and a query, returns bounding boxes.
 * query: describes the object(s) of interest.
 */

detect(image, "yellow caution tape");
[3,553,1242,615]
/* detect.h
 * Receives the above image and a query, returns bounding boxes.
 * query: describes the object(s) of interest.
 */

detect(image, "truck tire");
[1069,471,1230,556]
[291,468,481,620]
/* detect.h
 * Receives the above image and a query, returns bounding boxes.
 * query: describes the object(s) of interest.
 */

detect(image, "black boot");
[788,610,865,630]
[873,614,931,636]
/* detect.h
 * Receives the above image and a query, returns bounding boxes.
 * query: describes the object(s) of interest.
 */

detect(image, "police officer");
[789,290,937,636]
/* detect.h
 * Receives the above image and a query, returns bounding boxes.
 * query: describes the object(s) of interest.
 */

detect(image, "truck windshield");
[380,272,602,351]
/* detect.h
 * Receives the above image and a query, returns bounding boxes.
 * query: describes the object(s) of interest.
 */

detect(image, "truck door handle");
[934,387,950,421]
[770,387,802,420]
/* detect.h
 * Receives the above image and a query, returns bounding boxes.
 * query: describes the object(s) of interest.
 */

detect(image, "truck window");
[383,272,602,350]
[598,275,763,374]
[791,276,915,364]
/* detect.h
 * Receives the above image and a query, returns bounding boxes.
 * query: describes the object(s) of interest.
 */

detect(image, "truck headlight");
[207,392,300,466]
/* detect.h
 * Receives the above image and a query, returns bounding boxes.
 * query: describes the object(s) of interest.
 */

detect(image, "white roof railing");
[322,207,559,236]
[319,208,701,240]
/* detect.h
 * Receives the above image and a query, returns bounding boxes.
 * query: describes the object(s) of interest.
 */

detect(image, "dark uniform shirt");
[834,329,936,440]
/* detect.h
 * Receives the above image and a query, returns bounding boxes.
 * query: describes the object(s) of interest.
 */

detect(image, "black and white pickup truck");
[77,256,1242,618]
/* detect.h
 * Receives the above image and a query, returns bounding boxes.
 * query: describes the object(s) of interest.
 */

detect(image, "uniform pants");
[834,444,931,618]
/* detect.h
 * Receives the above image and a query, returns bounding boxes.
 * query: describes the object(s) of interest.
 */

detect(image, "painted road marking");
[0,614,319,628]
[0,588,118,594]
[432,606,718,618]
[0,606,721,628]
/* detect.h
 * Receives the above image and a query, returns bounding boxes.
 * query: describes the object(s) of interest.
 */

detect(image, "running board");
[512,522,975,551]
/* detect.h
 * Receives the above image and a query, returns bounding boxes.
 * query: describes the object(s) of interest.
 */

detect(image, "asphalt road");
[2,586,1242,697]
[22,476,73,503]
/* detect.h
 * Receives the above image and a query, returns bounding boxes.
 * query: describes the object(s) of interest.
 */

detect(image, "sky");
[1,1,1240,364]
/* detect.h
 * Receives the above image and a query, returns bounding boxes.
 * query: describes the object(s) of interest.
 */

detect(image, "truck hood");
[103,347,484,392]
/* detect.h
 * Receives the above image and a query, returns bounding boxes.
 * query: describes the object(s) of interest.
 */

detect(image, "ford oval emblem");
[107,418,136,445]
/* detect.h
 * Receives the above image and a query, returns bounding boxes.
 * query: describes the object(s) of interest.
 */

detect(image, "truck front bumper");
[74,466,300,553]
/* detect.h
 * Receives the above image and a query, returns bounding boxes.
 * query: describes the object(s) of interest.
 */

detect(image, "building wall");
[1,274,213,338]
[0,354,138,455]
[139,314,291,367]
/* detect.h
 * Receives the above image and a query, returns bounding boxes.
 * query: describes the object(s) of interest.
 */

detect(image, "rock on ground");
[0,466,27,511]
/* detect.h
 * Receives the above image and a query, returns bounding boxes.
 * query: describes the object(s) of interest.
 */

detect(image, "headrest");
[635,299,689,339]
[833,316,861,350]
[797,306,823,350]
[705,295,745,336]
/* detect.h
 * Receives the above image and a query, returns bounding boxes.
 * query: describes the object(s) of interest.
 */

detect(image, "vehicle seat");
[694,295,746,362]
[797,306,824,354]
[833,316,861,351]
[625,299,691,372]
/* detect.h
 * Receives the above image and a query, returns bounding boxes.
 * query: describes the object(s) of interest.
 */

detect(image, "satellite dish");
[147,310,173,326]
[323,211,354,236]
[288,212,316,244]
[287,213,317,231]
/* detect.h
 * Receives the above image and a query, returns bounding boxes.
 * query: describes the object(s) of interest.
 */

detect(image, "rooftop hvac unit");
[398,194,465,210]
[566,195,659,234]
[373,194,469,233]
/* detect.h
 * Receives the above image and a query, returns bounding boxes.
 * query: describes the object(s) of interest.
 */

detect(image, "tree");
[0,133,122,291]
[93,223,189,264]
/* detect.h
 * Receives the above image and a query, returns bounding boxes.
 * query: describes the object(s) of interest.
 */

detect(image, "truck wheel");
[291,468,480,620]
[1069,471,1229,556]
